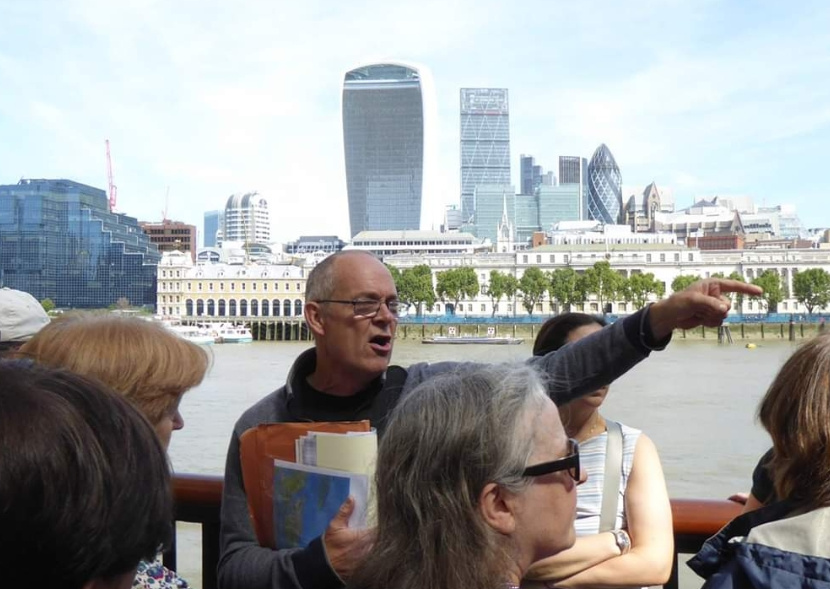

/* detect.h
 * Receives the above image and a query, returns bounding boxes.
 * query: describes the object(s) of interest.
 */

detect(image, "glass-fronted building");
[539,185,581,230]
[203,209,223,247]
[586,145,622,225]
[559,156,588,219]
[473,184,515,244]
[460,88,511,223]
[342,63,425,237]
[0,179,160,308]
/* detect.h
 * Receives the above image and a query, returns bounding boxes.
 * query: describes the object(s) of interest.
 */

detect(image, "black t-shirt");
[751,448,775,504]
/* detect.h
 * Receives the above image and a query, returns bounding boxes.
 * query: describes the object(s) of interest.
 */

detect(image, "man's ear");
[305,302,326,337]
[479,482,517,535]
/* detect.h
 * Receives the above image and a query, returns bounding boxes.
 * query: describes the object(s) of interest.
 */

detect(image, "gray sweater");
[217,309,665,589]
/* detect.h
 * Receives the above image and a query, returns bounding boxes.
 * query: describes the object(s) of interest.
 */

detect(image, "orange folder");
[239,420,372,549]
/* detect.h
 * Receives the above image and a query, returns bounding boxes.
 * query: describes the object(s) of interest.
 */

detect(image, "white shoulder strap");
[599,419,623,533]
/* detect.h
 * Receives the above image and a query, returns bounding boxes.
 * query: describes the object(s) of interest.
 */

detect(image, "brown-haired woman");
[688,332,830,588]
[18,313,210,589]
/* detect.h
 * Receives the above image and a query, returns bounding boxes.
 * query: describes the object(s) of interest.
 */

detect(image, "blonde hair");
[18,313,210,425]
[758,333,830,509]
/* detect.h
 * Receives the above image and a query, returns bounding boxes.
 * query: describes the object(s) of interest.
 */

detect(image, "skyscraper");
[203,210,223,247]
[460,88,510,223]
[0,179,160,308]
[559,155,588,219]
[520,154,536,195]
[223,192,270,244]
[343,62,437,237]
[586,145,622,224]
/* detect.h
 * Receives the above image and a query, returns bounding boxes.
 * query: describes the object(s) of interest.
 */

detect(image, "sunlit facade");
[342,62,439,237]
[0,179,160,308]
[586,144,622,225]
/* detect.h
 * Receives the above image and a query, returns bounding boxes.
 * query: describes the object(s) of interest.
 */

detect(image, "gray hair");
[305,250,381,302]
[350,363,550,589]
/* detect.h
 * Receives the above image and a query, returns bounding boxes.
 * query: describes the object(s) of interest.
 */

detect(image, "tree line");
[387,263,830,317]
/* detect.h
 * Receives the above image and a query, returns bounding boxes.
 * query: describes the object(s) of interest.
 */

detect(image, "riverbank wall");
[394,322,827,342]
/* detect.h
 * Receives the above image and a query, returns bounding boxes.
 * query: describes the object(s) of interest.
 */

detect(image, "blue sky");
[2,0,830,242]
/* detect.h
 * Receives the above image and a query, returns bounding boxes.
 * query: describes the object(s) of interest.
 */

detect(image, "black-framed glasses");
[315,298,401,318]
[522,438,580,481]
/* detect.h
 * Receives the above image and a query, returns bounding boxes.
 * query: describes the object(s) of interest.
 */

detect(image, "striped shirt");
[574,422,641,537]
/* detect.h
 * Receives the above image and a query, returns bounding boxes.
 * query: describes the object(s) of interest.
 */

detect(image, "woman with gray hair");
[349,363,585,589]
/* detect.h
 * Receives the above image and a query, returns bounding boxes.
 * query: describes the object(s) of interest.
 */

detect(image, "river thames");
[168,337,796,588]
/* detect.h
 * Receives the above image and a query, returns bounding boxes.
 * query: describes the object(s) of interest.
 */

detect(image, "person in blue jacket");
[688,333,830,588]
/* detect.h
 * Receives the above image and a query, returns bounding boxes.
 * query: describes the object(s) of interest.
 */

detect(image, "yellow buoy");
[746,343,757,349]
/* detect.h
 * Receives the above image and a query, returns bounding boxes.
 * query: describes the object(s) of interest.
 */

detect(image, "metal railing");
[168,473,742,589]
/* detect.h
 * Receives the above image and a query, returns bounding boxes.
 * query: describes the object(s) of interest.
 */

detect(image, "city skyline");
[2,1,830,242]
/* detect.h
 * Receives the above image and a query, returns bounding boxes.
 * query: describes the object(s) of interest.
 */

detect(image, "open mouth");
[369,334,393,353]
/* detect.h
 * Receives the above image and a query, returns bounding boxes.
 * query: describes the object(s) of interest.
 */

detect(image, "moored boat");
[421,336,524,345]
[214,324,254,343]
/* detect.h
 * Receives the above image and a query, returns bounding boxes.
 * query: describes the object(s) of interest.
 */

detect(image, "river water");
[167,338,796,587]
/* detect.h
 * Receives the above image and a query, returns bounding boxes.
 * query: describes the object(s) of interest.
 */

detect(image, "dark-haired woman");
[524,313,673,589]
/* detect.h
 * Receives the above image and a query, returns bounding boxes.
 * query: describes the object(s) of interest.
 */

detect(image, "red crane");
[105,139,117,212]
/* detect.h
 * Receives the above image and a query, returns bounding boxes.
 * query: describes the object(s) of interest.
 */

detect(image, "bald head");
[306,251,388,303]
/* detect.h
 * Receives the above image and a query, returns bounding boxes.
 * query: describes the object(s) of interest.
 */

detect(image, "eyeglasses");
[315,298,401,318]
[522,438,580,481]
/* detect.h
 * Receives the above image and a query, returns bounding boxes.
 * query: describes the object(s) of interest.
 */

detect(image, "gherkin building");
[586,144,622,224]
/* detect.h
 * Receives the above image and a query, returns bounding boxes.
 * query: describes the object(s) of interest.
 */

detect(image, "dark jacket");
[688,500,830,589]
[217,308,667,589]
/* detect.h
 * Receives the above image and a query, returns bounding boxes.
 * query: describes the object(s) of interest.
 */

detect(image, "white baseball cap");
[0,288,51,343]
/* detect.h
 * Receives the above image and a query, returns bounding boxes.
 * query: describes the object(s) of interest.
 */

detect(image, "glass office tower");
[342,63,426,237]
[586,144,623,224]
[0,179,160,308]
[460,88,511,223]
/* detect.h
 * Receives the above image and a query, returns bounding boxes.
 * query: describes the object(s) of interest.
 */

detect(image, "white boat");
[214,324,253,344]
[165,324,215,345]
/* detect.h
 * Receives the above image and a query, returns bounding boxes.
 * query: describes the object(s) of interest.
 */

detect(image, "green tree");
[385,263,402,285]
[751,270,783,314]
[483,270,512,317]
[398,265,436,316]
[435,267,479,314]
[793,268,830,314]
[40,298,55,313]
[582,261,623,314]
[503,273,520,316]
[548,267,585,312]
[671,274,701,294]
[518,267,549,316]
[623,272,666,309]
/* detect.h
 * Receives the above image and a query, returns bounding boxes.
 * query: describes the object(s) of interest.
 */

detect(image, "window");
[564,255,569,263]
[241,283,246,291]
[522,255,528,264]
[252,283,257,291]
[197,282,202,291]
[674,253,680,262]
[296,282,301,291]
[507,304,513,312]
[646,254,652,262]
[659,254,666,262]
[536,255,542,264]
[263,283,268,291]
[481,304,486,312]
[688,253,694,261]
[209,283,213,291]
[187,283,192,291]
[550,255,555,263]
[231,283,235,291]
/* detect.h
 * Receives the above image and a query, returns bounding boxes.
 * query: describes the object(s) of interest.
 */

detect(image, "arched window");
[229,299,237,316]
[261,299,269,316]
[196,300,205,316]
[273,299,281,316]
[218,299,226,316]
[283,300,292,316]
[207,300,216,316]
[294,300,303,316]
[186,299,194,316]
[251,299,259,316]
[240,300,248,316]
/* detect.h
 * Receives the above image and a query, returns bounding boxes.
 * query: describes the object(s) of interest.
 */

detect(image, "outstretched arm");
[532,278,763,405]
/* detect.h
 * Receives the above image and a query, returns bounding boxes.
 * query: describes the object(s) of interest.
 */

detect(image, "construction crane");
[161,186,170,223]
[105,139,117,212]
